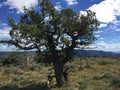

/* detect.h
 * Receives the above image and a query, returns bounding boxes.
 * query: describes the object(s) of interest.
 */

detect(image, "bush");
[111,78,120,88]
[27,64,44,71]
[78,80,87,90]
[93,73,113,80]
[102,73,113,79]
[12,75,24,82]
[1,54,26,66]
[65,63,78,72]
[3,67,24,74]
[93,75,102,80]
[99,61,111,65]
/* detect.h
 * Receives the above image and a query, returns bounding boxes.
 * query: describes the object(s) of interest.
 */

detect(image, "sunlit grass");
[0,57,120,90]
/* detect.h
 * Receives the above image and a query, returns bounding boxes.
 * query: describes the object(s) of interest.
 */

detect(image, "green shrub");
[111,78,120,88]
[78,80,87,90]
[99,61,111,65]
[93,73,113,80]
[93,75,102,80]
[3,67,23,74]
[27,64,44,71]
[12,75,24,82]
[102,73,113,79]
[1,54,25,66]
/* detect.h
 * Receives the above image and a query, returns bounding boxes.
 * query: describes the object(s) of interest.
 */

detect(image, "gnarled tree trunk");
[53,61,65,87]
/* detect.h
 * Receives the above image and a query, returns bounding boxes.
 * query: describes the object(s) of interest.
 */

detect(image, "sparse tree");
[0,0,99,87]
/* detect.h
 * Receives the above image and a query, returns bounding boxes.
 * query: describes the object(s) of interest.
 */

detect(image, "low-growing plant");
[111,77,120,88]
[0,54,26,66]
[12,75,24,82]
[65,63,78,72]
[102,73,113,79]
[99,61,112,65]
[78,80,87,90]
[27,64,44,71]
[3,66,23,74]
[93,73,113,80]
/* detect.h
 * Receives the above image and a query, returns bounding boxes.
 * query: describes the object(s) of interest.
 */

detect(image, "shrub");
[27,64,44,71]
[1,54,25,66]
[99,61,111,65]
[65,63,78,72]
[111,77,120,88]
[3,67,23,74]
[12,75,24,82]
[93,75,102,80]
[78,80,87,90]
[93,73,113,80]
[102,73,113,79]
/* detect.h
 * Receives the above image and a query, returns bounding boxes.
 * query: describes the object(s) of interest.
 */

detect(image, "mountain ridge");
[0,50,120,58]
[74,50,120,58]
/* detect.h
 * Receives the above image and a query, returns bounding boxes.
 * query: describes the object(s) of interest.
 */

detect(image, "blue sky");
[0,0,120,52]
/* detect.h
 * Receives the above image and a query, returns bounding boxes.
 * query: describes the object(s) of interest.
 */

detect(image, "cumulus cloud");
[95,41,120,52]
[0,45,17,52]
[0,23,11,40]
[114,29,120,32]
[0,4,2,8]
[64,0,78,5]
[99,23,108,28]
[89,0,120,23]
[95,35,100,38]
[55,2,62,11]
[3,0,38,14]
[105,19,120,32]
[94,30,103,34]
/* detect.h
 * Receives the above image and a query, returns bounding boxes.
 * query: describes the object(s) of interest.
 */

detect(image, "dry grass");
[0,57,120,90]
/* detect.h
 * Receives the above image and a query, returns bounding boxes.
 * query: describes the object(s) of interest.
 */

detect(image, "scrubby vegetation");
[0,55,120,90]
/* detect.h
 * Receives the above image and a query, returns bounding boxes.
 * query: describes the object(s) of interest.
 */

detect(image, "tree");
[0,0,99,87]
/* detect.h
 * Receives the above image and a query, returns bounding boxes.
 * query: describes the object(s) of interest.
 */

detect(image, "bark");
[53,61,65,87]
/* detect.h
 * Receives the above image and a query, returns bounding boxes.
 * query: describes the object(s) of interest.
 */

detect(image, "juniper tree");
[0,0,99,87]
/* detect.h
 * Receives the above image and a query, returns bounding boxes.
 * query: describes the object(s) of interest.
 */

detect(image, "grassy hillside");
[0,57,120,90]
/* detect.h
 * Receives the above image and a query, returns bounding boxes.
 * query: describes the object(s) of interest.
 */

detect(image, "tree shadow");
[0,84,50,90]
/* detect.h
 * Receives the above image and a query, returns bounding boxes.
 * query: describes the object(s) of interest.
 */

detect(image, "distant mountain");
[0,51,35,59]
[74,50,120,58]
[0,50,120,59]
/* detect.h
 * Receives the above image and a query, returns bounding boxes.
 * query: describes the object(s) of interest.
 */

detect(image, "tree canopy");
[0,0,99,87]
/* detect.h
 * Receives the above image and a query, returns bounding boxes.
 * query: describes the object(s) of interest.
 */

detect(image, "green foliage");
[27,63,44,71]
[3,66,23,75]
[102,73,113,79]
[65,62,78,72]
[0,0,99,87]
[78,80,87,90]
[111,78,120,88]
[34,52,53,65]
[1,0,99,61]
[93,73,113,80]
[0,54,25,66]
[99,60,112,65]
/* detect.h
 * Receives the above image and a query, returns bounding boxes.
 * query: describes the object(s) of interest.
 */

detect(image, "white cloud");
[0,23,11,39]
[114,29,120,32]
[95,35,100,38]
[0,4,2,8]
[94,30,103,34]
[99,37,104,40]
[3,0,38,14]
[0,45,17,52]
[0,29,11,39]
[64,0,78,5]
[89,0,120,23]
[55,2,62,11]
[99,23,108,28]
[112,20,120,25]
[94,41,120,52]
